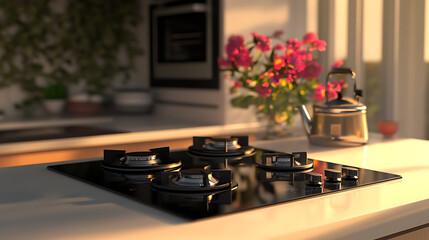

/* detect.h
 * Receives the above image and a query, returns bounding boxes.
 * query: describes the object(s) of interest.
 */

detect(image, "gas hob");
[48,136,401,220]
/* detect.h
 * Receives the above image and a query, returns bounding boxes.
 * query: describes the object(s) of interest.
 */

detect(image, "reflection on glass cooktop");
[48,148,401,220]
[0,126,125,143]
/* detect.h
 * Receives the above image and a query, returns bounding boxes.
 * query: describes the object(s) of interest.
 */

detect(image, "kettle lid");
[315,97,366,113]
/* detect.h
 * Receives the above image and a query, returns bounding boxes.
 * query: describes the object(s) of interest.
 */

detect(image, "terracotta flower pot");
[67,101,102,117]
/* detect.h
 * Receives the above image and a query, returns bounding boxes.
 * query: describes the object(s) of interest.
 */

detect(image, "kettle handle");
[325,68,356,82]
[325,67,361,103]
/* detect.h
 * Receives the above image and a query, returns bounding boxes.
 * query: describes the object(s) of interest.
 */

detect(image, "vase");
[257,113,293,140]
[44,99,66,115]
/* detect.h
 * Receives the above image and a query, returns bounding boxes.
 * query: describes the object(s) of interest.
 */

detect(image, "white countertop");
[0,114,266,154]
[0,135,428,239]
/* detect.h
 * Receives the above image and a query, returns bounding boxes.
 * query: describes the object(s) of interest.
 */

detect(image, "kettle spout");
[296,105,312,137]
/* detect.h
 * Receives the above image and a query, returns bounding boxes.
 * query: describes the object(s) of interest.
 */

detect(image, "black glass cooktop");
[48,148,401,220]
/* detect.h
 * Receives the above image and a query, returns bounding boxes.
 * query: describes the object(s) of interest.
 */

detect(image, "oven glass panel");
[157,13,206,62]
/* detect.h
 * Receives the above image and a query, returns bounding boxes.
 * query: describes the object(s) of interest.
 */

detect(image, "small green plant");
[43,83,68,100]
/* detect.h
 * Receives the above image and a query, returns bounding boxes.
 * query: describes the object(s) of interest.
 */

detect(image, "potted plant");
[42,83,68,115]
[62,1,142,116]
[0,0,142,117]
[218,31,340,138]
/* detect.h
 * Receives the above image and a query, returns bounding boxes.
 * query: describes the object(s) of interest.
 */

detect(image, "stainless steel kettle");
[297,68,368,147]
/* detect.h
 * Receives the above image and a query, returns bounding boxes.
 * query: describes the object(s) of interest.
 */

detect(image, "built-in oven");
[150,0,219,88]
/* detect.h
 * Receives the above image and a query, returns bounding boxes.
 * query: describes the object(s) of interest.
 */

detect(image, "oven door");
[150,0,219,88]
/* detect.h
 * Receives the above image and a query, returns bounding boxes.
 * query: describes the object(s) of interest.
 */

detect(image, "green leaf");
[231,95,256,109]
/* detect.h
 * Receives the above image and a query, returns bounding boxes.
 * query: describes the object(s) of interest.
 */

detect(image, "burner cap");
[205,137,241,151]
[125,152,158,161]
[102,148,181,172]
[188,136,255,157]
[120,151,160,166]
[172,169,219,187]
[151,169,236,193]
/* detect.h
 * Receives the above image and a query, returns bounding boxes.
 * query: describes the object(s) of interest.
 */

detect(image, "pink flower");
[266,70,282,85]
[312,39,327,51]
[312,84,326,101]
[284,68,297,83]
[302,62,322,79]
[332,79,346,88]
[273,57,286,70]
[327,82,340,98]
[234,47,253,67]
[312,82,342,101]
[252,32,272,52]
[274,43,286,51]
[307,52,313,61]
[232,81,242,89]
[303,32,318,44]
[256,82,272,98]
[226,35,245,57]
[331,60,344,69]
[222,35,253,68]
[217,56,232,68]
[273,30,284,38]
[286,38,303,50]
[302,32,327,52]
[286,50,306,74]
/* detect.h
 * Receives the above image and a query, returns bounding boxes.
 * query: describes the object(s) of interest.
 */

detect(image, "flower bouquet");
[218,31,342,137]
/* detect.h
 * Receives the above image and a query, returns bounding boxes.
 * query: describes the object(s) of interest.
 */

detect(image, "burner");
[151,166,237,193]
[205,137,241,150]
[172,169,219,187]
[121,152,161,166]
[101,147,181,172]
[188,136,255,157]
[256,152,313,171]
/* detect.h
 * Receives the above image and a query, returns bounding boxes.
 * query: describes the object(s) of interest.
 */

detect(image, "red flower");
[302,32,327,52]
[312,84,326,101]
[274,43,286,51]
[232,81,242,89]
[302,62,322,79]
[234,47,253,67]
[312,39,327,51]
[252,32,272,52]
[273,57,286,70]
[312,82,342,101]
[217,56,232,68]
[226,35,245,57]
[331,60,344,69]
[286,38,303,50]
[303,32,318,44]
[332,79,346,88]
[256,82,271,98]
[223,35,253,68]
[266,70,283,85]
